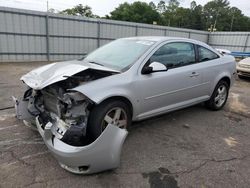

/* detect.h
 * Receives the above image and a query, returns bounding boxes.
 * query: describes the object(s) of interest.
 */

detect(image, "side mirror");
[142,62,167,74]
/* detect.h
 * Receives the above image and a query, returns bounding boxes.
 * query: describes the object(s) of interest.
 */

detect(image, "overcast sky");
[0,0,250,17]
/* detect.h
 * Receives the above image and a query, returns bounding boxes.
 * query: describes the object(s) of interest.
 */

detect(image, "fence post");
[243,34,249,52]
[188,32,191,38]
[207,33,210,45]
[45,14,50,61]
[164,29,167,36]
[97,21,101,47]
[135,25,138,36]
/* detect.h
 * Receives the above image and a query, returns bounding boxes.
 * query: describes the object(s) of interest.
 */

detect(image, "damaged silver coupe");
[14,37,236,174]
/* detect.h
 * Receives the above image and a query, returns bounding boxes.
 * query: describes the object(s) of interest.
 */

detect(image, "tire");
[205,80,229,111]
[88,100,132,139]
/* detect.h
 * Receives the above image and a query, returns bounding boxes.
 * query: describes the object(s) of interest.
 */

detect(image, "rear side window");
[198,46,219,62]
[150,42,196,68]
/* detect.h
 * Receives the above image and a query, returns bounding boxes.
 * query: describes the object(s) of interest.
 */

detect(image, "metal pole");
[97,21,101,47]
[164,29,167,36]
[188,32,191,38]
[213,12,219,32]
[47,0,49,12]
[243,34,250,52]
[135,25,138,36]
[207,33,210,45]
[45,14,50,61]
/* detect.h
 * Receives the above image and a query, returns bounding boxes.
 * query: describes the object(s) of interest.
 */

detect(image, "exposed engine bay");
[19,69,115,146]
[13,60,128,174]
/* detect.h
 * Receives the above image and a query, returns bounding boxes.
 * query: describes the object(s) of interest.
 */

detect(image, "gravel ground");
[0,62,250,188]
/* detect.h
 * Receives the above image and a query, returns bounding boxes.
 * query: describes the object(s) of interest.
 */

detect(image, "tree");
[60,4,98,18]
[190,1,197,10]
[191,5,205,30]
[157,1,166,14]
[162,0,180,26]
[228,7,250,31]
[149,1,157,10]
[203,0,230,31]
[167,0,180,13]
[106,0,250,31]
[108,2,162,25]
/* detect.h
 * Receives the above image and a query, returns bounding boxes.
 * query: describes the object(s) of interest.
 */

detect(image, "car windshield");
[83,39,155,71]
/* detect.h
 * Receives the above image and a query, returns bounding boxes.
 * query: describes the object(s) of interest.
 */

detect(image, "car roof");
[123,36,199,43]
[122,36,221,57]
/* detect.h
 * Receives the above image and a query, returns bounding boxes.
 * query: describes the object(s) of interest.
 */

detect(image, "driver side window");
[150,42,196,68]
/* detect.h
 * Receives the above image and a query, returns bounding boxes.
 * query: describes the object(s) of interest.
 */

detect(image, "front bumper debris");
[13,95,128,174]
[13,96,37,130]
[35,116,128,174]
[12,96,34,120]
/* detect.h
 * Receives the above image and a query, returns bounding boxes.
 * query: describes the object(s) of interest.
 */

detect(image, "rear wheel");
[205,80,229,110]
[88,100,131,139]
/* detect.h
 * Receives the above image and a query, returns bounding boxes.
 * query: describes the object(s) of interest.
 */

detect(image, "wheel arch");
[206,75,230,111]
[212,72,231,95]
[219,76,231,87]
[97,96,134,118]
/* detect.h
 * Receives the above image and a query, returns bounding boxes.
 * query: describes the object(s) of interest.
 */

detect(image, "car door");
[196,45,222,95]
[135,42,208,120]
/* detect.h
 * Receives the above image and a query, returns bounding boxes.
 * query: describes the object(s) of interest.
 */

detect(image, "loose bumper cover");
[14,97,128,174]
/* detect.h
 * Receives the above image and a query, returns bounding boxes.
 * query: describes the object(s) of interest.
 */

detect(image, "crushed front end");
[15,77,93,146]
[13,68,128,174]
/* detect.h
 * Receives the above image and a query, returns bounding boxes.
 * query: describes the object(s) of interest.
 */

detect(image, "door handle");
[189,72,200,77]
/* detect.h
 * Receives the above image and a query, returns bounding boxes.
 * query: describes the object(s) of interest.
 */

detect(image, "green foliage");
[157,1,166,14]
[60,1,250,31]
[60,4,99,18]
[107,0,250,31]
[108,2,162,24]
[167,0,180,13]
[149,1,157,10]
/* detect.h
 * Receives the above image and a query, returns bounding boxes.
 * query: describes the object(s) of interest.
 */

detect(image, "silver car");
[14,37,236,174]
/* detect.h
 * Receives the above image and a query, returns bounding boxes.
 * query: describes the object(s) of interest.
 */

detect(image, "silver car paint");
[16,36,236,174]
[21,60,119,90]
[71,37,235,120]
[36,116,128,174]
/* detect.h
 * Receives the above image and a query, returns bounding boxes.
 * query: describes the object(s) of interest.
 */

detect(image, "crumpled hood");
[21,60,119,90]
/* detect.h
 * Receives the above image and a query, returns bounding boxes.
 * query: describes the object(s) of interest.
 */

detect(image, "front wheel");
[88,100,132,139]
[205,80,229,110]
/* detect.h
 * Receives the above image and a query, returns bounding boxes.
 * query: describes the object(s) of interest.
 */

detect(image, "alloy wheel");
[214,84,227,108]
[102,107,128,130]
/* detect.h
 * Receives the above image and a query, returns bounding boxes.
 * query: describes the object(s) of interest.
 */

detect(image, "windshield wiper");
[88,61,104,66]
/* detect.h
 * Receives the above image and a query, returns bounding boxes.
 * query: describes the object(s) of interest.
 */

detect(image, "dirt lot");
[0,62,250,188]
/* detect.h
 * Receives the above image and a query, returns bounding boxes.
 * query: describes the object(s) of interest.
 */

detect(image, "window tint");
[150,42,196,68]
[198,46,219,62]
